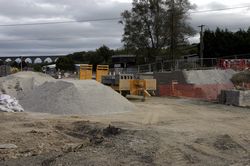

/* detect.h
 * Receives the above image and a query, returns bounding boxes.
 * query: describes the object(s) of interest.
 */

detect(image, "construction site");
[0,58,249,165]
[1,0,250,165]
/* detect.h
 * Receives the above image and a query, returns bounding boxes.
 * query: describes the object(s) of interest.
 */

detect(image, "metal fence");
[109,67,138,75]
[0,65,11,77]
[137,58,218,73]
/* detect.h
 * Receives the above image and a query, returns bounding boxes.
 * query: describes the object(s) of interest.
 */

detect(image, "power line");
[190,5,250,14]
[0,35,117,42]
[0,5,249,42]
[0,5,249,27]
[0,37,88,42]
[0,17,121,27]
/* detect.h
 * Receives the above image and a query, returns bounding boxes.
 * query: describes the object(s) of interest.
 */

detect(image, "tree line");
[56,45,115,71]
[203,28,250,59]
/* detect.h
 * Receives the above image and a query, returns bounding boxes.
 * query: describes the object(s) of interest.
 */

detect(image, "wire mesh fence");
[137,58,218,73]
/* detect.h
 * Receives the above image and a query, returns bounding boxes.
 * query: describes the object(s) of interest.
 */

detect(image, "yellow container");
[79,64,93,80]
[96,65,109,82]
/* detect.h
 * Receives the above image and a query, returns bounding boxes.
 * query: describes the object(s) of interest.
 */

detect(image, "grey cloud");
[191,12,250,31]
[1,21,123,39]
[0,0,129,56]
[0,0,67,19]
[0,0,250,57]
[0,0,130,21]
[0,36,122,56]
[205,2,227,10]
[41,0,130,20]
[189,9,250,43]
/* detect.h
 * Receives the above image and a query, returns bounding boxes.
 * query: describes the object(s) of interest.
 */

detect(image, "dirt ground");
[0,97,250,166]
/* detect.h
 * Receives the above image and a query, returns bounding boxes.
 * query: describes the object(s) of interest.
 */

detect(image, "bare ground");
[0,97,250,166]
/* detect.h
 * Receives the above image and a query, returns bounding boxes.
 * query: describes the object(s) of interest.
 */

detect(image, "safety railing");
[137,58,218,73]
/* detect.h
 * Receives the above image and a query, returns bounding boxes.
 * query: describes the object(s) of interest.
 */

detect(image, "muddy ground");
[0,97,250,166]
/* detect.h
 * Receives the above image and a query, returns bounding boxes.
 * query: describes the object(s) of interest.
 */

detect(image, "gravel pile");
[0,71,54,98]
[19,80,135,115]
[184,69,236,85]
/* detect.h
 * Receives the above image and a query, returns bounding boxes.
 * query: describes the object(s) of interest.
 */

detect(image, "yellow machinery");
[130,79,156,97]
[79,64,93,80]
[130,80,146,96]
[144,79,157,96]
[96,65,109,82]
[102,73,156,99]
[79,64,157,100]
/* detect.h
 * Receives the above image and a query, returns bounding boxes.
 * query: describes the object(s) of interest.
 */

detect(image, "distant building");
[42,64,57,77]
[111,55,136,68]
[42,64,56,72]
[110,55,137,74]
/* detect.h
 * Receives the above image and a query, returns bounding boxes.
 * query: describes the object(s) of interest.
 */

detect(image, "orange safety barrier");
[218,59,250,71]
[159,83,234,101]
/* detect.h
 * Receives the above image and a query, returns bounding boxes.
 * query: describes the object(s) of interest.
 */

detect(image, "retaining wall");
[159,83,234,101]
[154,69,235,101]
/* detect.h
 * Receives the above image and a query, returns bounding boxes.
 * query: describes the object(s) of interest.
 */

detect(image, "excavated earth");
[0,97,249,166]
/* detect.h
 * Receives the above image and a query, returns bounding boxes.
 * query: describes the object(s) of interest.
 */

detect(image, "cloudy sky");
[0,0,250,57]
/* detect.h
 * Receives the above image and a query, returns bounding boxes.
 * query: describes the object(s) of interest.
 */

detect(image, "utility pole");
[170,0,175,70]
[20,56,23,71]
[198,25,205,67]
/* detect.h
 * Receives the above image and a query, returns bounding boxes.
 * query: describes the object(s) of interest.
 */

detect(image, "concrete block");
[240,90,250,107]
[220,90,250,107]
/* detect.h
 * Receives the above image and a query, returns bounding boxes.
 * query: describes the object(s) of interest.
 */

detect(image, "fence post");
[149,64,152,72]
[175,60,179,70]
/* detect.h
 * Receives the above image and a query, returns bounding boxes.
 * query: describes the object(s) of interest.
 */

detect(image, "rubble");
[0,94,24,112]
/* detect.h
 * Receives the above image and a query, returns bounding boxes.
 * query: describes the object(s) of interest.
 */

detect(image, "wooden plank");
[144,90,151,97]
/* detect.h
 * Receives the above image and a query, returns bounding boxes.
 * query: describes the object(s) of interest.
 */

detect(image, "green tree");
[96,45,113,63]
[10,61,19,68]
[203,27,250,59]
[0,60,4,66]
[70,51,86,63]
[88,51,104,70]
[56,56,75,71]
[33,64,42,72]
[121,0,195,60]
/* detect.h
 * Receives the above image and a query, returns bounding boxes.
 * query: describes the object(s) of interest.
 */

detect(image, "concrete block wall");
[220,90,250,107]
